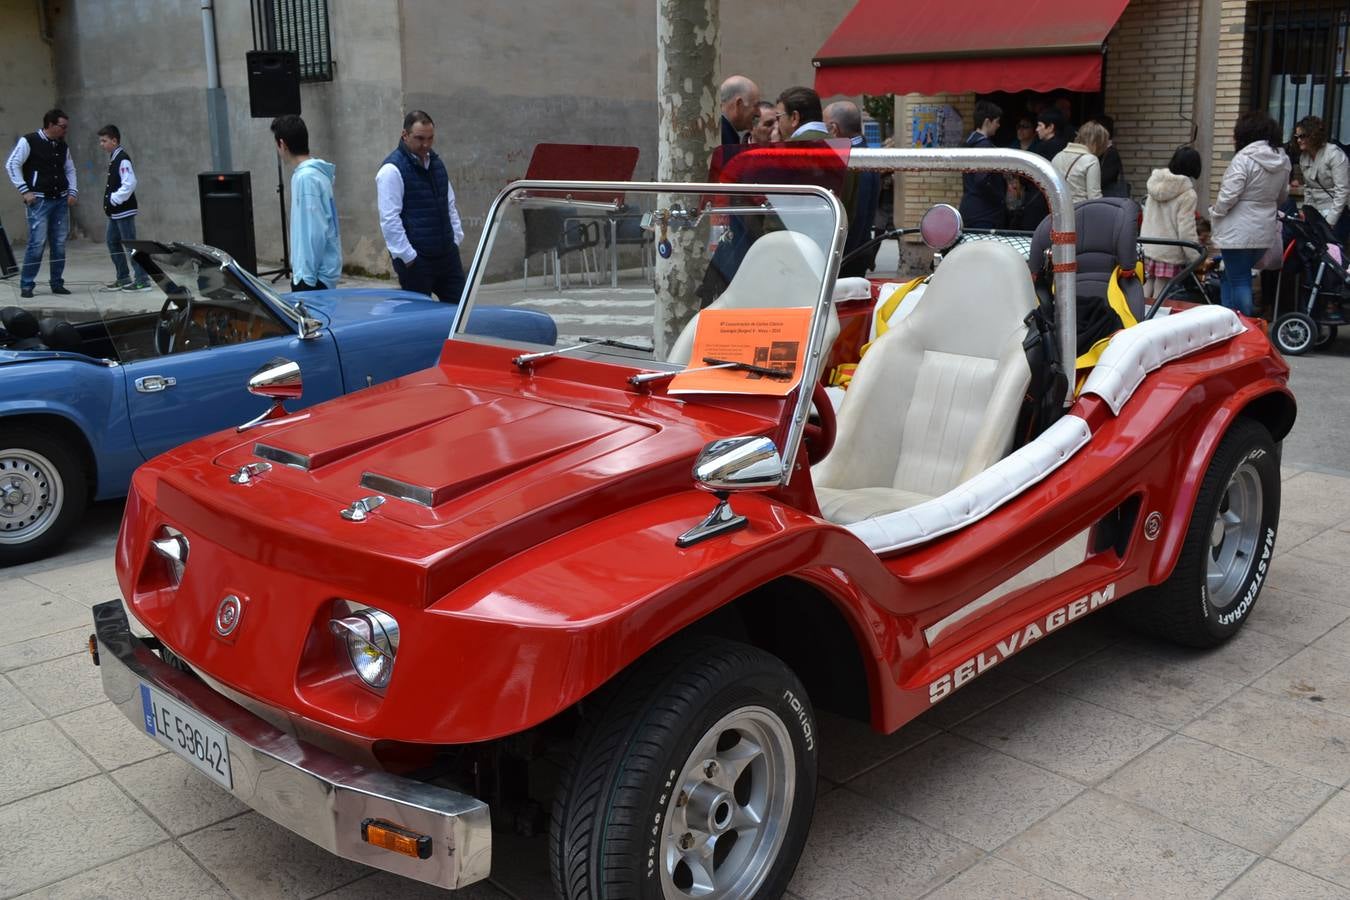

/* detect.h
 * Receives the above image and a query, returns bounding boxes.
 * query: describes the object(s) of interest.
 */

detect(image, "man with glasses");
[5,108,78,299]
[775,87,828,141]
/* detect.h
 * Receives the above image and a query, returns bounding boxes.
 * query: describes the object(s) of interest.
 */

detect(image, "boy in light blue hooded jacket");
[270,114,342,291]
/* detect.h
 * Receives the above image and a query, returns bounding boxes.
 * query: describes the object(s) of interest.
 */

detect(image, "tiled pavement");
[3,466,1350,899]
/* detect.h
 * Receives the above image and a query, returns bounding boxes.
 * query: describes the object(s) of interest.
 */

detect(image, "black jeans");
[392,251,466,303]
[291,279,331,292]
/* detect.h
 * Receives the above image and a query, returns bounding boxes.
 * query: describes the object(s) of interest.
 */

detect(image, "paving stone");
[1100,734,1334,854]
[1247,586,1350,645]
[953,685,1168,784]
[0,672,42,732]
[998,791,1255,899]
[1220,859,1350,899]
[0,627,89,674]
[483,830,553,900]
[817,709,940,784]
[1254,645,1350,719]
[23,559,121,608]
[110,752,247,837]
[1271,519,1327,556]
[990,617,1118,683]
[0,776,165,896]
[787,788,982,899]
[852,733,1083,851]
[7,652,105,717]
[316,870,513,899]
[1270,789,1350,889]
[1122,623,1303,685]
[917,667,1032,730]
[1313,617,1350,655]
[1045,644,1244,729]
[1279,472,1350,527]
[0,578,94,649]
[923,856,1086,899]
[1266,553,1350,608]
[1287,528,1350,565]
[15,842,230,899]
[180,811,373,899]
[0,720,98,805]
[1184,687,1350,785]
[55,700,164,770]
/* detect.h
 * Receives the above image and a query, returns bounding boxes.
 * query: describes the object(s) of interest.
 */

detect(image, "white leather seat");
[668,230,840,365]
[813,240,1038,525]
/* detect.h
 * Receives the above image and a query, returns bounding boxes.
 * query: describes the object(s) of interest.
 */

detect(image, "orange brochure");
[668,308,812,396]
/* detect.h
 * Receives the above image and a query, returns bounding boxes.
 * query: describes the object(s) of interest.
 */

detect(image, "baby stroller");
[1271,205,1347,355]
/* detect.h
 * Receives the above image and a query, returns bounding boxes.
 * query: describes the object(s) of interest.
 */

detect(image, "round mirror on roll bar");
[919,203,963,252]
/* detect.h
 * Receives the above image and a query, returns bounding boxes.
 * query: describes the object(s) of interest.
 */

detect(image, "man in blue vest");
[4,108,77,299]
[375,110,465,302]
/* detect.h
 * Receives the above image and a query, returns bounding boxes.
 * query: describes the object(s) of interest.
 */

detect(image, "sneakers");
[50,285,72,295]
[101,280,130,292]
[123,281,153,292]
[19,288,33,299]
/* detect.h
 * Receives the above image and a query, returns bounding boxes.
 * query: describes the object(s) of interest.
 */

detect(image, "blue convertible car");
[0,241,555,565]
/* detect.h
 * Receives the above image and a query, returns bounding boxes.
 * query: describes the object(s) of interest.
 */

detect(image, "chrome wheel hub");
[660,706,795,899]
[1206,460,1263,609]
[0,449,63,545]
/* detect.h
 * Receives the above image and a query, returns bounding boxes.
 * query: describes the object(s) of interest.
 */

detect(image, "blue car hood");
[287,288,456,331]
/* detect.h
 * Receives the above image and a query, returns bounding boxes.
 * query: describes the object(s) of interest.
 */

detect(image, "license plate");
[139,683,233,789]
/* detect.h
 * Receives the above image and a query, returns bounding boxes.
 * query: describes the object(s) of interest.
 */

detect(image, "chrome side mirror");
[237,358,302,432]
[920,203,963,252]
[678,436,784,548]
[692,436,784,492]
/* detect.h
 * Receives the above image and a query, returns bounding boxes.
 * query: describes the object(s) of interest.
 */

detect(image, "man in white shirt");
[375,110,466,302]
[5,108,77,299]
[774,87,829,142]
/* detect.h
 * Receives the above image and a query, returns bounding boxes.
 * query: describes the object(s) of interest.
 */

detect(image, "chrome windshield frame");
[461,179,847,486]
[844,147,1077,397]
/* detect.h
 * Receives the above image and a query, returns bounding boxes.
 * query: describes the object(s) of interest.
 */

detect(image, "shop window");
[250,0,333,83]
[1248,0,1350,142]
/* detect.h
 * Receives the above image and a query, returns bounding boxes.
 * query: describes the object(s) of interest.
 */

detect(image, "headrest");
[0,306,39,340]
[38,317,81,352]
[1028,197,1142,280]
[904,240,1036,356]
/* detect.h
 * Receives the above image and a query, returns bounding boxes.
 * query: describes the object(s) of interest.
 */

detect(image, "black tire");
[551,637,818,900]
[1118,418,1279,648]
[1272,312,1317,355]
[0,426,87,567]
[1314,324,1338,349]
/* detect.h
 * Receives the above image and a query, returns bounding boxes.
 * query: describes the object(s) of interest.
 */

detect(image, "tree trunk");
[654,0,718,356]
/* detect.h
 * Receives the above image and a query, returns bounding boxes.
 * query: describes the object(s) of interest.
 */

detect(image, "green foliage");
[863,94,895,135]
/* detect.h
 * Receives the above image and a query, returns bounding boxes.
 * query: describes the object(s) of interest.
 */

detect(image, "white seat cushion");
[814,240,1038,507]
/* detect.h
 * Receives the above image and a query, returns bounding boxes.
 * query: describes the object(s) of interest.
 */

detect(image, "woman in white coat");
[1294,115,1349,239]
[1051,121,1108,204]
[1141,146,1203,301]
[1210,111,1290,316]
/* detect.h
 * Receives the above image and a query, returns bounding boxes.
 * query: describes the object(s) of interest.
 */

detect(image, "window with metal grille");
[250,0,333,83]
[1248,0,1350,143]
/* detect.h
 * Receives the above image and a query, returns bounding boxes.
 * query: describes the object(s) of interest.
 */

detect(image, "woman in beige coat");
[1052,121,1108,204]
[1141,147,1203,300]
[1294,116,1349,237]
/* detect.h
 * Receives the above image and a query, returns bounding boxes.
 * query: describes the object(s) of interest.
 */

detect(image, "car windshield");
[455,182,841,373]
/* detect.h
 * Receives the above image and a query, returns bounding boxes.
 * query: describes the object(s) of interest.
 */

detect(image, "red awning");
[813,0,1131,97]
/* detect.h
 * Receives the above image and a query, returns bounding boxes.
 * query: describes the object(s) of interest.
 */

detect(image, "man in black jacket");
[4,109,77,299]
[959,100,1006,229]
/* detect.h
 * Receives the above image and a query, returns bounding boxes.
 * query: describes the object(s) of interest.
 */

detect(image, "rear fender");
[423,491,898,741]
[1149,382,1295,584]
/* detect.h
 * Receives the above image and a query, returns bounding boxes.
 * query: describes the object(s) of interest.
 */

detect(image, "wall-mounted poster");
[910,104,963,148]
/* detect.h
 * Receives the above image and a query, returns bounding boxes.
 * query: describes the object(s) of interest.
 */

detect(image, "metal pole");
[201,0,232,171]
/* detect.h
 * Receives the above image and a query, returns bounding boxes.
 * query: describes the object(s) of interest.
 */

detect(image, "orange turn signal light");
[88,634,100,666]
[360,817,432,860]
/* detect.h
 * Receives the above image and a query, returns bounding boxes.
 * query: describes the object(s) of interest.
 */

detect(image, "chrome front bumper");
[91,600,492,890]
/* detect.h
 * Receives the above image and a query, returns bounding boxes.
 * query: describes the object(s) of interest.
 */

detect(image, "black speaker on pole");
[198,172,258,274]
[246,50,301,118]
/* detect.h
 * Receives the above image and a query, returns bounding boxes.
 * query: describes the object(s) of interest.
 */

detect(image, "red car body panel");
[115,312,1291,749]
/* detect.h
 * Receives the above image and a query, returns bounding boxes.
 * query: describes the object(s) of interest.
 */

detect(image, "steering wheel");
[155,291,193,355]
[804,380,837,465]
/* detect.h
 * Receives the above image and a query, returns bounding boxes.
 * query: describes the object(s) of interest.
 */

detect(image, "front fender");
[399,491,897,743]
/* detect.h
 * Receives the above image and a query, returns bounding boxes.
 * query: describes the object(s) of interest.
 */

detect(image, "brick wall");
[896,93,975,230]
[1210,0,1256,201]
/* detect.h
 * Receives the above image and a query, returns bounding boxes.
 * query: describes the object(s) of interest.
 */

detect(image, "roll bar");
[845,148,1077,402]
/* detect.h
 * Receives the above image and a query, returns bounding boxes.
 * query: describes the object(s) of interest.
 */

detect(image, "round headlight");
[330,608,399,689]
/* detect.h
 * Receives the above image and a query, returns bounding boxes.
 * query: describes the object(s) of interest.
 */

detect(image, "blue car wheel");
[0,427,86,566]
